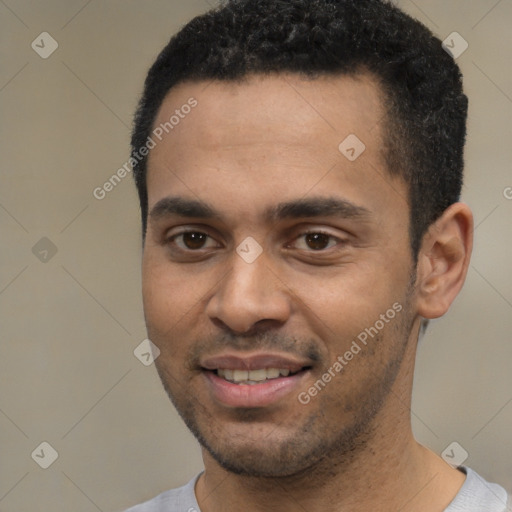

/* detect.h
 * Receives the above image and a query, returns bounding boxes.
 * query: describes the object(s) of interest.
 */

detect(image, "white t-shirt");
[122,467,510,512]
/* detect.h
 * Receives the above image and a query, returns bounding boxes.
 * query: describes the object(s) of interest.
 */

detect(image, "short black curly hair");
[131,0,468,257]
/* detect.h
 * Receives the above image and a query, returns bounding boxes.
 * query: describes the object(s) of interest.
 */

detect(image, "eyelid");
[291,224,348,240]
[165,224,217,239]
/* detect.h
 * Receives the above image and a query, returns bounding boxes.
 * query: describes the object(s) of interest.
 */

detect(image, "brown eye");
[304,232,331,250]
[181,232,208,249]
[165,229,221,261]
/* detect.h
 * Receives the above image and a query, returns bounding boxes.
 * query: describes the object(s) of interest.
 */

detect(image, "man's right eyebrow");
[149,197,218,220]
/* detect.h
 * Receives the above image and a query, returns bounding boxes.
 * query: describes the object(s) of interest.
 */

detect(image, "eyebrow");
[266,197,371,222]
[148,196,371,224]
[149,197,217,221]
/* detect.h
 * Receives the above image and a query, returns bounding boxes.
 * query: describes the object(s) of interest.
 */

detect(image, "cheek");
[142,254,186,333]
[284,264,392,325]
[142,272,188,365]
[141,252,217,354]
[284,266,410,371]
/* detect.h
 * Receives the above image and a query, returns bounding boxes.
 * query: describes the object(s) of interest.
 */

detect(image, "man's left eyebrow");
[266,197,372,221]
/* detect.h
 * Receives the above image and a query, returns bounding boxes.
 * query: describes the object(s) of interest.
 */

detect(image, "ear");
[415,202,473,319]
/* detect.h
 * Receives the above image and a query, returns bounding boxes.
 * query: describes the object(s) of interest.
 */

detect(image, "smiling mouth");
[200,356,314,407]
[200,352,315,403]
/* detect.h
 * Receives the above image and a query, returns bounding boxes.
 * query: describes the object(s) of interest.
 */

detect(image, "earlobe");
[415,203,473,319]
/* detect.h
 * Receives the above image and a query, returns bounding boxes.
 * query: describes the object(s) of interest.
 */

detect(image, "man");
[124,0,510,510]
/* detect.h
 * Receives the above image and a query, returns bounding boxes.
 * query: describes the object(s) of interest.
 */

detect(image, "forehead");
[151,71,384,152]
[146,72,405,221]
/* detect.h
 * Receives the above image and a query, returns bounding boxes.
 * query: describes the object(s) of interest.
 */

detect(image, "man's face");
[142,73,418,477]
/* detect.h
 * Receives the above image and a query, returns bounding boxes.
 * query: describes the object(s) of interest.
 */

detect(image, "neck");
[195,333,465,512]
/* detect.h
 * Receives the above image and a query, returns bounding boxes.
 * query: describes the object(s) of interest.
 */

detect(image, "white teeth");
[217,367,295,383]
[232,370,248,381]
[248,369,267,381]
[266,368,280,379]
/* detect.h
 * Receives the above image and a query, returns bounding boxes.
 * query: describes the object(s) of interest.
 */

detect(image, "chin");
[186,407,364,479]
[203,436,321,478]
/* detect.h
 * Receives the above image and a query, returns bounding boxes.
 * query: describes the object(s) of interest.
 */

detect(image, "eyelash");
[166,229,345,253]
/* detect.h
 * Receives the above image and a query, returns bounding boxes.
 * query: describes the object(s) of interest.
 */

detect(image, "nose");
[206,250,291,334]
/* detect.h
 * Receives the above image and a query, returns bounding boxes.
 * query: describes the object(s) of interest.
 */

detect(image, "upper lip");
[200,352,312,372]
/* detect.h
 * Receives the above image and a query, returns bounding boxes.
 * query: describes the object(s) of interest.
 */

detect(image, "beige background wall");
[0,1,510,511]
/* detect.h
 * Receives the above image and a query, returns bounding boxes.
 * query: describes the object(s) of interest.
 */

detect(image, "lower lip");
[203,370,309,408]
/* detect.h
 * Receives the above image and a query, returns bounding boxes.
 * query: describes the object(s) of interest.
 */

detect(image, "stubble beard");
[153,298,415,482]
